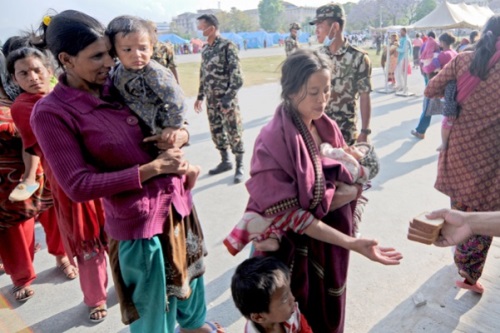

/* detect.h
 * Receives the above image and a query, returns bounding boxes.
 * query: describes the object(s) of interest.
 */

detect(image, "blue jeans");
[415,97,431,134]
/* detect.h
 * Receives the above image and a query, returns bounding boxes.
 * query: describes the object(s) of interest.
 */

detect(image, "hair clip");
[43,15,51,26]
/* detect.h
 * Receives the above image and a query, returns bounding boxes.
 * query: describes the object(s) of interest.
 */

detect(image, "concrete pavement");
[1,61,499,333]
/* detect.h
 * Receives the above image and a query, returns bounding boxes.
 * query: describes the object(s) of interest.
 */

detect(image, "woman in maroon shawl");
[245,49,402,333]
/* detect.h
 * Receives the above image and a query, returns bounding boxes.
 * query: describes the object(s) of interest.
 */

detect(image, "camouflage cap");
[289,22,301,31]
[309,3,345,25]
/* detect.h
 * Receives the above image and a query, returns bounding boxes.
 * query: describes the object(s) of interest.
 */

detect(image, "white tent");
[410,1,493,30]
[369,25,408,33]
[472,4,495,19]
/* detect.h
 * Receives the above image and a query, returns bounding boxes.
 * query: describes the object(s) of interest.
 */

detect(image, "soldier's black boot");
[209,149,233,175]
[234,154,244,184]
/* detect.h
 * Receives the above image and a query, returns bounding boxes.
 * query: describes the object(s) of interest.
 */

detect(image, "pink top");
[423,49,458,74]
[412,38,423,47]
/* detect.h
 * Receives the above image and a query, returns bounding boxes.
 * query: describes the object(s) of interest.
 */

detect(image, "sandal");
[89,304,107,323]
[12,285,34,302]
[34,242,42,253]
[411,129,425,140]
[8,182,40,202]
[57,260,78,280]
[456,279,484,294]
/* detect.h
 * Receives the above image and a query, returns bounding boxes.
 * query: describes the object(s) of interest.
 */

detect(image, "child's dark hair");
[6,47,52,76]
[106,15,157,56]
[231,256,290,319]
[281,49,332,106]
[439,32,456,47]
[470,30,480,44]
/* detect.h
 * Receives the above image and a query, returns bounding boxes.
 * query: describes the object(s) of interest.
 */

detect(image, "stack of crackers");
[407,212,444,245]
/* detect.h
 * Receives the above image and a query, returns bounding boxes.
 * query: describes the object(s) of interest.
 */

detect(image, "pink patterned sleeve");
[223,209,317,256]
[271,209,317,235]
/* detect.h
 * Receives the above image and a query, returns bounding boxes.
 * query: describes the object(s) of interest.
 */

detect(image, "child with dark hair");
[231,256,313,333]
[106,15,200,189]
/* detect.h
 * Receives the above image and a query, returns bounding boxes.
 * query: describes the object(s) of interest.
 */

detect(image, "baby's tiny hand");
[345,145,364,161]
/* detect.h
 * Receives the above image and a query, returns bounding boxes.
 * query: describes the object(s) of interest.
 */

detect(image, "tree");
[258,0,284,32]
[342,1,358,16]
[217,8,257,33]
[414,0,437,23]
[347,0,380,31]
[230,7,259,32]
[378,0,420,26]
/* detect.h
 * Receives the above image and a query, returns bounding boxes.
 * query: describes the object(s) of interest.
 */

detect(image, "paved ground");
[1,58,499,333]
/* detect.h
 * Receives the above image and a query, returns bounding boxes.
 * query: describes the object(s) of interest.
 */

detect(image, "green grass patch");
[178,51,381,97]
[365,48,382,69]
[178,55,285,97]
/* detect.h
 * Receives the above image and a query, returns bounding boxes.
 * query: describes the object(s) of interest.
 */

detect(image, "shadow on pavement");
[204,267,243,329]
[368,264,484,333]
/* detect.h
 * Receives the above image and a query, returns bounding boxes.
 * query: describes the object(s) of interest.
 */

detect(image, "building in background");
[171,2,317,36]
[172,9,221,34]
[282,1,316,27]
[156,22,171,34]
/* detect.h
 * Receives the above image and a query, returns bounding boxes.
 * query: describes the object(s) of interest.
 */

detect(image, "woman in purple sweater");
[31,10,221,333]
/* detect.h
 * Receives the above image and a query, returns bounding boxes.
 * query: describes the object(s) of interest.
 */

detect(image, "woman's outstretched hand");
[352,238,403,265]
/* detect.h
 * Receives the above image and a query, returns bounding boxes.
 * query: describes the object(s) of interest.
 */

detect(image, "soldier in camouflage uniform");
[310,3,372,146]
[152,40,179,84]
[284,22,301,56]
[311,3,373,242]
[194,14,245,183]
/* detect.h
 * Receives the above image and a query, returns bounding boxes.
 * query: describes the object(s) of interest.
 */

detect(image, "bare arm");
[21,150,40,184]
[170,67,180,85]
[330,182,359,211]
[429,209,500,247]
[304,219,402,265]
[357,92,371,143]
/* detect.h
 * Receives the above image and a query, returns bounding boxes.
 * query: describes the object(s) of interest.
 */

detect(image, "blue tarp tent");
[269,32,285,44]
[279,32,311,44]
[237,31,274,49]
[221,32,244,50]
[158,33,189,45]
[299,32,310,43]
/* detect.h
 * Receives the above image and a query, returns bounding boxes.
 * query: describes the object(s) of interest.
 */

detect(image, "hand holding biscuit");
[427,209,474,247]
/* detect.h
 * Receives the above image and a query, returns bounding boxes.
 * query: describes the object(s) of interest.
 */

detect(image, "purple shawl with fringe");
[245,104,352,219]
